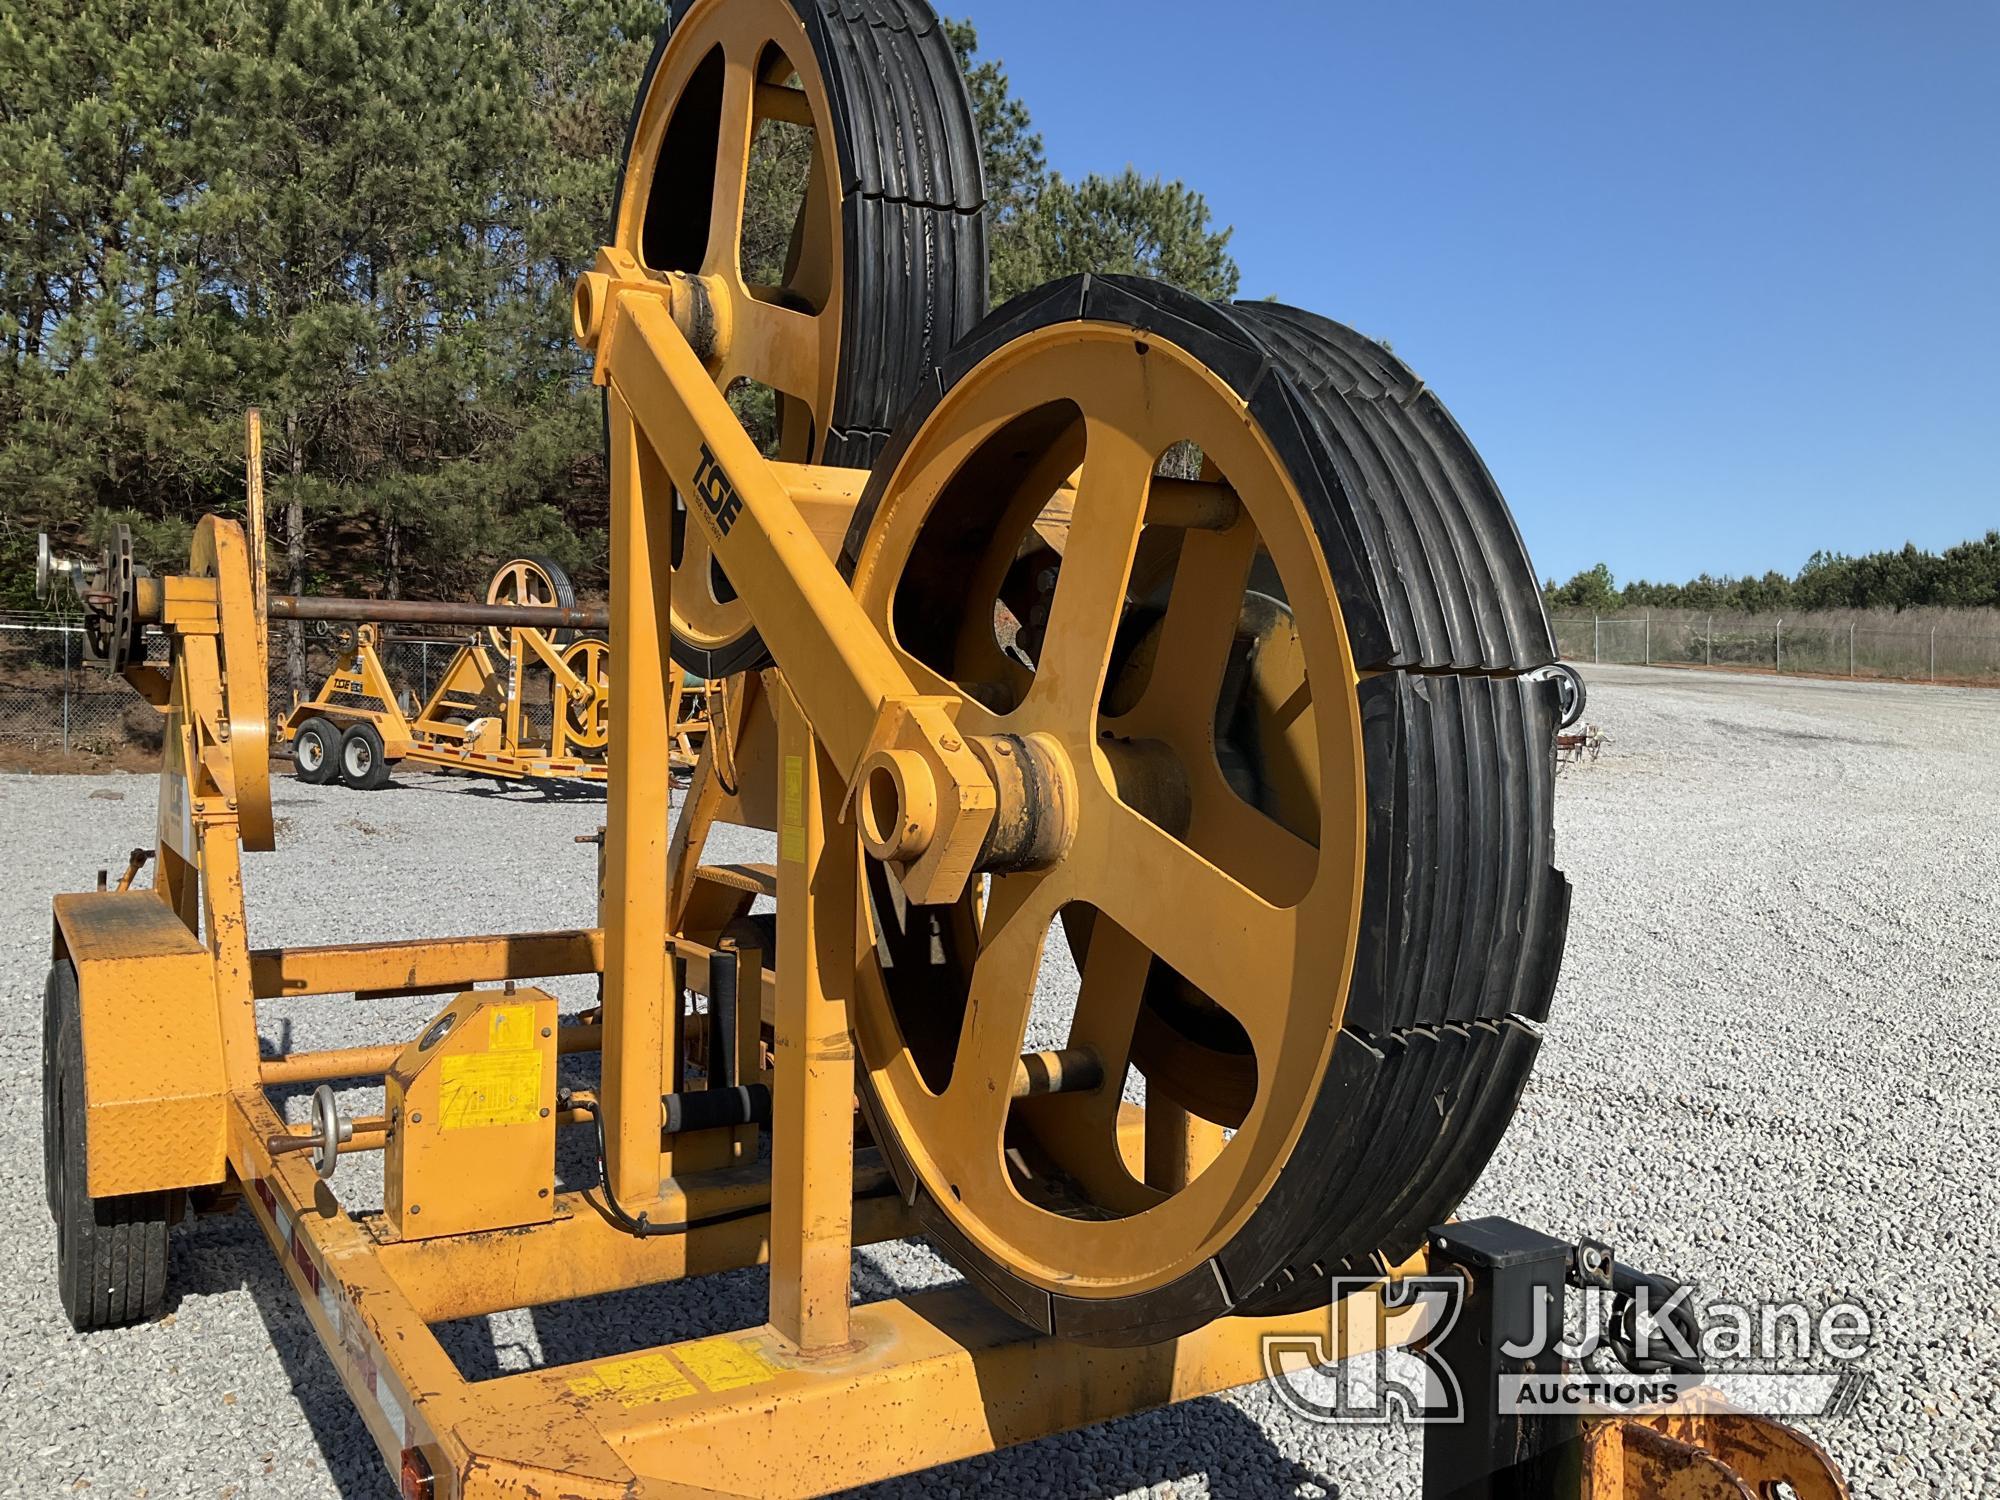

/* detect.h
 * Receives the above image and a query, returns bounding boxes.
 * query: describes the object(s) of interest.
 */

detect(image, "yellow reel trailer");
[280,556,667,789]
[34,2,1849,1497]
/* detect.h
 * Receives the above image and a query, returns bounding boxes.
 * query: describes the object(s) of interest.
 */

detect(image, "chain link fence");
[1553,612,2000,685]
[0,614,554,757]
[11,604,1998,758]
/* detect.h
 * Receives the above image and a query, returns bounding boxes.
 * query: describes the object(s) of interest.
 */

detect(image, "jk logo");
[1260,1276,1466,1425]
[692,442,744,537]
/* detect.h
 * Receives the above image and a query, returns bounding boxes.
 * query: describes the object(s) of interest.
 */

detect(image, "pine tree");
[943,20,1048,304]
[1,3,1245,618]
[943,21,1240,307]
[1024,169,1240,301]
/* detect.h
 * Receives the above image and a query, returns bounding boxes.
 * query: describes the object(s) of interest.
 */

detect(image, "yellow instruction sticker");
[488,1004,536,1052]
[780,754,806,864]
[567,1353,695,1408]
[678,1337,780,1393]
[439,1050,542,1129]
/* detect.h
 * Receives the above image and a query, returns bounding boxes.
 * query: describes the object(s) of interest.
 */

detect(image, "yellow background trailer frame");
[282,617,654,784]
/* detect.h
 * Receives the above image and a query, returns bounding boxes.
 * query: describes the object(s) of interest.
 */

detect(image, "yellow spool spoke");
[722,295,824,409]
[1179,756,1321,907]
[1022,428,1157,724]
[702,53,757,285]
[1077,793,1297,1069]
[1015,917,1159,1216]
[789,151,836,311]
[956,875,1058,1103]
[1108,518,1261,740]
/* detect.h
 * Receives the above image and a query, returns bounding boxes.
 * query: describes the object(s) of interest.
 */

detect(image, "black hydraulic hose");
[709,949,738,1092]
[569,1092,773,1238]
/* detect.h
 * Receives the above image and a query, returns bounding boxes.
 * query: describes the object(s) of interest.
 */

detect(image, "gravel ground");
[1,663,1994,1498]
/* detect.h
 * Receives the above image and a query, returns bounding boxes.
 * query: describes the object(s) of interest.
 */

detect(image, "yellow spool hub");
[843,276,1569,1344]
[612,0,987,678]
[560,637,612,755]
[483,556,576,657]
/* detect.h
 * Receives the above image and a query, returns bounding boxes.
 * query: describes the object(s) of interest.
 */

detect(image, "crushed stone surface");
[0,664,1991,1497]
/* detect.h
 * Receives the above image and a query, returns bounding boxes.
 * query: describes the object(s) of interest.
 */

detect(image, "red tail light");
[399,1446,435,1500]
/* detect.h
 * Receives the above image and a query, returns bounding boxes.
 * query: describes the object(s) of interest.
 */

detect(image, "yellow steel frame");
[56,607,1433,1494]
[40,298,1458,1492]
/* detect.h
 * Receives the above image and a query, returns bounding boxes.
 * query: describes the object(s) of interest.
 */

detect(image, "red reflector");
[399,1447,435,1500]
[290,1227,320,1292]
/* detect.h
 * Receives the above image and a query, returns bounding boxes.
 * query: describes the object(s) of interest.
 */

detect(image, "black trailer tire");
[46,960,173,1331]
[841,278,1567,1346]
[1550,662,1588,729]
[42,965,61,1220]
[338,722,393,792]
[292,716,341,785]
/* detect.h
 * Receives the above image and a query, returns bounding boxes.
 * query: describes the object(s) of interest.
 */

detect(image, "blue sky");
[964,0,1999,588]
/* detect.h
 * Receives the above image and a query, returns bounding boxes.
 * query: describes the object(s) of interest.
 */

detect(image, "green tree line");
[0,3,1237,610]
[1544,532,2000,614]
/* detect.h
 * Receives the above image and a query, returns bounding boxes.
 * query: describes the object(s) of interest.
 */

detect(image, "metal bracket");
[1424,1218,1583,1500]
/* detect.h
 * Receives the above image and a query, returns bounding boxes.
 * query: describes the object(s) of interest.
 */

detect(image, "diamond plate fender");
[54,891,228,1198]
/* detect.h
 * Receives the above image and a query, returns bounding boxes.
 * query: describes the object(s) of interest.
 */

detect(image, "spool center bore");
[860,762,908,857]
[855,749,935,864]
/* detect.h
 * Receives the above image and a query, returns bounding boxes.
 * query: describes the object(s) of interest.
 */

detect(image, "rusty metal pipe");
[269,595,610,631]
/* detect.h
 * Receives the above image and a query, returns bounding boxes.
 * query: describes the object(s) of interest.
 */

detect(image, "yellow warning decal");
[488,1003,536,1052]
[439,1050,542,1129]
[567,1352,695,1408]
[780,754,806,864]
[677,1337,780,1393]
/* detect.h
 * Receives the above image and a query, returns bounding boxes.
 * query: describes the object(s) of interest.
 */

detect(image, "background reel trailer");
[36,1,1846,1496]
[280,558,712,788]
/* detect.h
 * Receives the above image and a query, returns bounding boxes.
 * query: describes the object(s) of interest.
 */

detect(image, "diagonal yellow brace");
[589,267,995,906]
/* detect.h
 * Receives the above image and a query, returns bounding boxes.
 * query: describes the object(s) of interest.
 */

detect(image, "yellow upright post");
[244,409,269,674]
[769,678,859,1356]
[600,395,676,1205]
[1143,1097,1227,1193]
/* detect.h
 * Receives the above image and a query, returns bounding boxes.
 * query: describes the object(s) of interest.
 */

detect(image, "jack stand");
[1426,1220,1583,1500]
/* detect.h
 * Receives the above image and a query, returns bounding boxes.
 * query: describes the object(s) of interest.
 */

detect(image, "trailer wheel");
[45,961,173,1330]
[1550,663,1588,729]
[339,723,393,791]
[42,966,61,1220]
[292,717,341,785]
